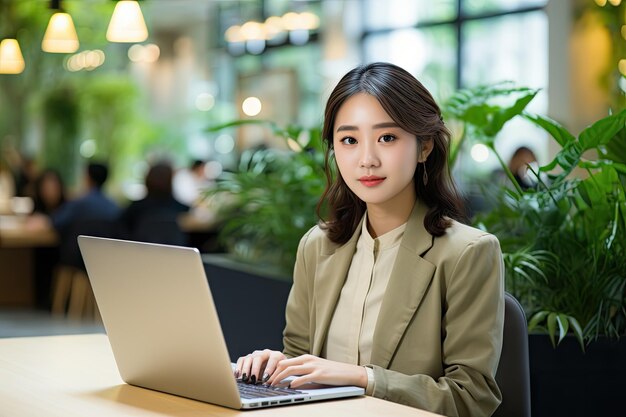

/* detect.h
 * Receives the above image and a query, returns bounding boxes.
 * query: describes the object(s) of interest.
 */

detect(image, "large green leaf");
[567,316,585,351]
[528,311,549,332]
[444,83,538,138]
[556,314,570,344]
[547,312,557,347]
[579,108,626,151]
[523,113,575,148]
[485,90,538,137]
[602,123,626,164]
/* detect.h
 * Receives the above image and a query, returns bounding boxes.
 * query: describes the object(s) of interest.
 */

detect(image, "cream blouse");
[323,214,406,393]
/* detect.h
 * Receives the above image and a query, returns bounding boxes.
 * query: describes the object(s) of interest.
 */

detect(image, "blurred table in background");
[0,211,221,308]
[179,208,223,252]
[0,215,59,307]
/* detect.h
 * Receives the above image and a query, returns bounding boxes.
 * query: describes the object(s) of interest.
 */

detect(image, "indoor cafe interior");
[0,1,624,416]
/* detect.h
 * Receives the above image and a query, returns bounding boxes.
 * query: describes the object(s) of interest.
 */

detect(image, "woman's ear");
[419,138,435,162]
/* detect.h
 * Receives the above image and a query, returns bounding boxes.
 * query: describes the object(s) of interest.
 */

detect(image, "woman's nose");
[359,143,380,168]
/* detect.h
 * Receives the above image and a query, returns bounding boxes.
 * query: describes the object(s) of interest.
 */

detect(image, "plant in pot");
[442,83,626,416]
[204,121,326,276]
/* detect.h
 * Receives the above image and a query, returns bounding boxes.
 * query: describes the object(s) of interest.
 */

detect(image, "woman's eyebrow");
[336,122,399,132]
[372,122,400,129]
[336,124,357,132]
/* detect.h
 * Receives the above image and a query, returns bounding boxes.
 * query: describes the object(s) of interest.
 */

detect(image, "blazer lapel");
[311,220,363,356]
[370,201,436,368]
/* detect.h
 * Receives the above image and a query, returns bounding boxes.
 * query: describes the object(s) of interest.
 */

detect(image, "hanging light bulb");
[106,1,148,43]
[41,0,79,53]
[0,39,26,74]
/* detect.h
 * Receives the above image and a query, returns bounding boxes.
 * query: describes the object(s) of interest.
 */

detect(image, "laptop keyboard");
[237,381,302,399]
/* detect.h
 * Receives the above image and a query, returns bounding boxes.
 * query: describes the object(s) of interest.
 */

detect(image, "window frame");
[360,0,547,89]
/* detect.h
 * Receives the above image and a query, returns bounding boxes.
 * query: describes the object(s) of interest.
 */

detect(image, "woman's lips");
[359,176,385,187]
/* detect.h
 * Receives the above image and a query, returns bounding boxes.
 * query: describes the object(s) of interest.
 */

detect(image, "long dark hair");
[317,62,467,244]
[145,161,174,199]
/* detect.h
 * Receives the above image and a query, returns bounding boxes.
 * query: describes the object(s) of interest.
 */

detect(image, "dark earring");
[422,162,428,186]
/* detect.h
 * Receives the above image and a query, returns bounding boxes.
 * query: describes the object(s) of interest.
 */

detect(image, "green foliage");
[205,121,326,274]
[444,82,539,179]
[42,83,80,186]
[444,86,626,349]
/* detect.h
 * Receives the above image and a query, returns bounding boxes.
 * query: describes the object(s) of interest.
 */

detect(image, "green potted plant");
[442,83,626,417]
[204,121,325,276]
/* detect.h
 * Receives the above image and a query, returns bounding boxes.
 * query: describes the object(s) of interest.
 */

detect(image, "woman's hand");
[235,349,286,384]
[268,354,368,389]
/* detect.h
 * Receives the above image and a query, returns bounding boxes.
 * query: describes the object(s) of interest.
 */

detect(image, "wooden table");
[0,334,440,417]
[0,215,59,306]
[0,211,219,307]
[0,215,58,248]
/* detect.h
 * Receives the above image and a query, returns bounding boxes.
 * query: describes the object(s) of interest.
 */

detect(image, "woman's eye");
[379,134,396,143]
[340,137,357,145]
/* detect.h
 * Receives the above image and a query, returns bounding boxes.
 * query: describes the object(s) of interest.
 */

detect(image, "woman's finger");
[269,363,312,386]
[240,354,254,383]
[234,356,245,378]
[249,350,270,384]
[262,351,286,383]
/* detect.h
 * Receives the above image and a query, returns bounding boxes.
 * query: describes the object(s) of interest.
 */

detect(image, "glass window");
[460,11,549,174]
[363,26,457,101]
[462,0,547,16]
[461,12,547,93]
[364,0,456,30]
[461,10,548,118]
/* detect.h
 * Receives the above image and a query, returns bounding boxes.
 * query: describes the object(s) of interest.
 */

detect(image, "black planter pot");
[529,333,626,417]
[202,253,292,362]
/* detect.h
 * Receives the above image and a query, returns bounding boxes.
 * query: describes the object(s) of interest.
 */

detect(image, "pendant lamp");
[106,1,148,43]
[0,39,25,74]
[41,0,79,53]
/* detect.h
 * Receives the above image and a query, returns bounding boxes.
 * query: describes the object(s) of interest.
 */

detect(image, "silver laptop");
[78,235,364,409]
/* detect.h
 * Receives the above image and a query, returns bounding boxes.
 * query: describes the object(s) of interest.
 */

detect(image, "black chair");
[493,292,531,417]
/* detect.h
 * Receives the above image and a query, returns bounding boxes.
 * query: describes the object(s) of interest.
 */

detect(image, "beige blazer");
[283,200,505,417]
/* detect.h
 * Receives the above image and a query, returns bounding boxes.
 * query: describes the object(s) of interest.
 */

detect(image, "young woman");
[236,62,504,417]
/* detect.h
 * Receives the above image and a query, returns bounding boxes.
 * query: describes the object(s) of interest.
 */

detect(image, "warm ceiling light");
[240,21,265,41]
[242,96,262,116]
[299,12,320,30]
[0,39,26,74]
[281,12,301,31]
[107,1,149,43]
[264,16,285,41]
[42,12,79,53]
[225,25,244,43]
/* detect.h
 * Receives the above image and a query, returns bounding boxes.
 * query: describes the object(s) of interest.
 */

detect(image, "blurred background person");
[51,162,119,232]
[508,146,539,190]
[28,168,67,310]
[119,160,189,246]
[32,168,66,216]
[13,155,38,200]
[51,162,121,269]
[173,159,211,207]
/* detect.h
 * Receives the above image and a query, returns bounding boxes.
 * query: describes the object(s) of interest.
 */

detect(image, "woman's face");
[333,93,428,212]
[40,175,62,208]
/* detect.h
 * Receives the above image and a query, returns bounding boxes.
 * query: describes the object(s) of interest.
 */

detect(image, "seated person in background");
[119,161,189,245]
[51,162,121,267]
[30,168,67,310]
[14,154,38,199]
[173,159,210,206]
[33,168,66,215]
[508,146,539,190]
